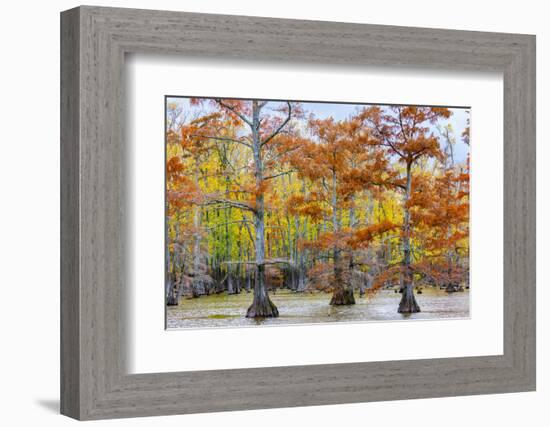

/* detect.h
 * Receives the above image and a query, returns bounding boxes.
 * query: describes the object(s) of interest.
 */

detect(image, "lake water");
[166,287,470,329]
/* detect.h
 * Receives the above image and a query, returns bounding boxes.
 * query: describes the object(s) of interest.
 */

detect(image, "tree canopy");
[165,98,470,317]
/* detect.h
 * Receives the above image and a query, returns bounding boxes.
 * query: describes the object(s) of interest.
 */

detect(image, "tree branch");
[383,139,405,159]
[203,196,256,213]
[411,147,429,161]
[263,170,296,180]
[261,101,292,147]
[242,220,256,250]
[193,134,252,150]
[397,108,410,143]
[206,220,254,230]
[214,99,254,128]
[221,258,295,266]
[372,179,406,191]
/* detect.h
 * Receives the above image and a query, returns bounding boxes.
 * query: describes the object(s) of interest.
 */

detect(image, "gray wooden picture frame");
[60,5,536,420]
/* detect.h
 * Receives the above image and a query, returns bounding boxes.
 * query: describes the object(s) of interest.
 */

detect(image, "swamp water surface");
[166,287,470,329]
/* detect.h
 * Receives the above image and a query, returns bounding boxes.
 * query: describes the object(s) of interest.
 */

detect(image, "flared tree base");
[246,296,279,318]
[166,296,178,306]
[445,283,462,293]
[398,284,421,313]
[330,288,356,305]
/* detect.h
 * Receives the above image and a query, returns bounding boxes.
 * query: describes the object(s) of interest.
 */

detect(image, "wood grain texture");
[60,5,536,420]
[60,7,80,419]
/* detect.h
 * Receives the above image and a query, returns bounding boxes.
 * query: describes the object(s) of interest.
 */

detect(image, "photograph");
[165,97,470,329]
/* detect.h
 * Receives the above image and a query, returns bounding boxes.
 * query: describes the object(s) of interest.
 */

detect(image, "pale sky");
[167,97,470,164]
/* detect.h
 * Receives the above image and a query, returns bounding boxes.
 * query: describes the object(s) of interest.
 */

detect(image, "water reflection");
[166,288,470,330]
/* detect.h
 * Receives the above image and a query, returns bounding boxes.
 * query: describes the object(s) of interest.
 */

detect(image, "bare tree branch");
[206,220,254,230]
[242,219,256,250]
[221,258,294,266]
[263,170,296,180]
[261,101,292,147]
[372,179,406,191]
[193,134,252,150]
[203,196,256,213]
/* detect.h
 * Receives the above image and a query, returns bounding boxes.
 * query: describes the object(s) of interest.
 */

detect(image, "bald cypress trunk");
[398,282,420,313]
[246,177,278,316]
[166,273,178,306]
[246,100,279,318]
[165,214,178,305]
[329,170,355,306]
[297,216,308,292]
[399,161,420,313]
[296,180,309,292]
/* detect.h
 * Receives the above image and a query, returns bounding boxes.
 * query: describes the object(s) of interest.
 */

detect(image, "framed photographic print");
[61,5,536,420]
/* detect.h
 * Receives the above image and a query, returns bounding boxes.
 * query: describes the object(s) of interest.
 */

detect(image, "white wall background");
[0,1,546,425]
